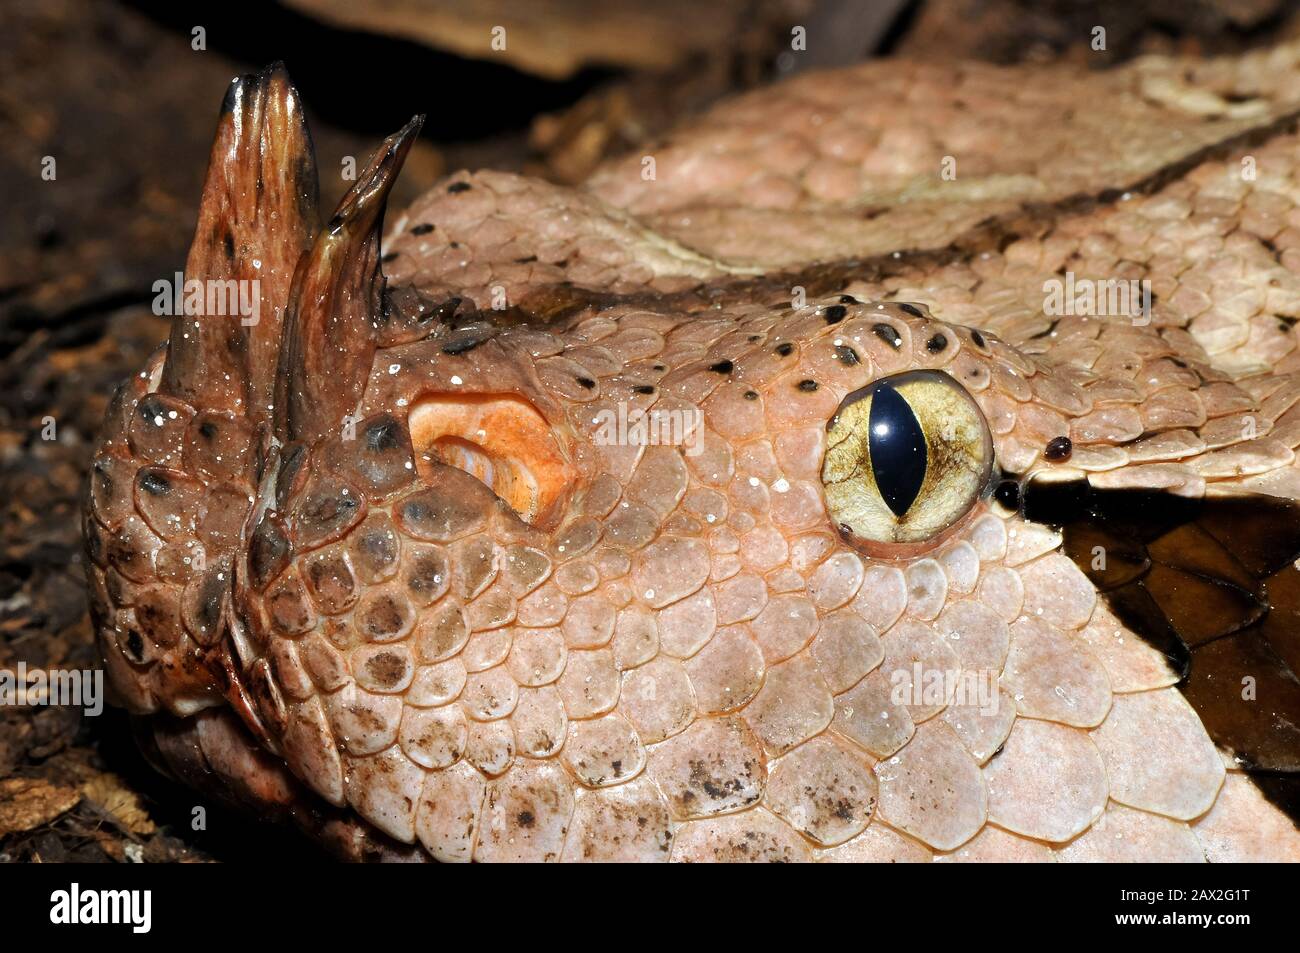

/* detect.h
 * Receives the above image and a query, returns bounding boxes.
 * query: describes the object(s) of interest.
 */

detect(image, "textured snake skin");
[83,44,1300,861]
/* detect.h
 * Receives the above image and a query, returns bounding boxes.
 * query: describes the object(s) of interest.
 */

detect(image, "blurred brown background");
[1,0,1297,862]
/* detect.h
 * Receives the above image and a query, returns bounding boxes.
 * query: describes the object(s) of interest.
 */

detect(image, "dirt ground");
[1,0,1296,862]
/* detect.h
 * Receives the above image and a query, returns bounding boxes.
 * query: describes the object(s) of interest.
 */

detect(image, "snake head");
[86,61,1300,862]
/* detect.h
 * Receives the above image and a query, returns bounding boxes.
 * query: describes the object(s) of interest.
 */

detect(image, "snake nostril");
[407,393,571,526]
[430,435,527,507]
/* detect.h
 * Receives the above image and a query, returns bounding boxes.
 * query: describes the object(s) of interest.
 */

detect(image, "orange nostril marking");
[407,394,571,526]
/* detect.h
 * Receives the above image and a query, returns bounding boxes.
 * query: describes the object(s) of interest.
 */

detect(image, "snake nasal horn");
[159,62,321,425]
[275,113,425,446]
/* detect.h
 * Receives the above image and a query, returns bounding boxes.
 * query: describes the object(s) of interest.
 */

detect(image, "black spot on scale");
[926,333,948,353]
[410,223,435,235]
[839,294,859,304]
[199,420,218,440]
[139,471,171,496]
[709,360,734,374]
[748,335,762,342]
[135,396,166,423]
[223,233,235,260]
[797,380,818,392]
[970,329,986,349]
[824,305,847,324]
[873,324,903,348]
[869,383,927,518]
[401,499,430,525]
[381,252,399,264]
[898,303,924,318]
[633,385,655,395]
[1044,435,1073,461]
[442,336,484,355]
[775,343,794,357]
[365,417,403,452]
[576,377,596,389]
[447,181,472,194]
[743,390,759,400]
[1029,319,1060,341]
[835,345,860,366]
[92,460,112,494]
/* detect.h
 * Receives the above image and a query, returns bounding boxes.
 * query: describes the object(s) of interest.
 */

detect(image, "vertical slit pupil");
[869,384,928,517]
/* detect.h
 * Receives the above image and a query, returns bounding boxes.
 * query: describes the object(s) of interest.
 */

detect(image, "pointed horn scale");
[160,63,320,423]
[275,115,424,445]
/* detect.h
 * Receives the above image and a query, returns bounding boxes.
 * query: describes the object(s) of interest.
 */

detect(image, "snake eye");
[821,370,993,553]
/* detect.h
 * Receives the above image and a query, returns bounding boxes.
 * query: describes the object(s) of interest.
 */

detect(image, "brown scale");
[134,467,205,539]
[186,412,255,485]
[318,414,418,500]
[127,394,193,465]
[349,513,403,584]
[1022,480,1300,820]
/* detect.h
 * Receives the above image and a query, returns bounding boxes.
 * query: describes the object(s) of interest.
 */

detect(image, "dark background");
[1,0,1296,862]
